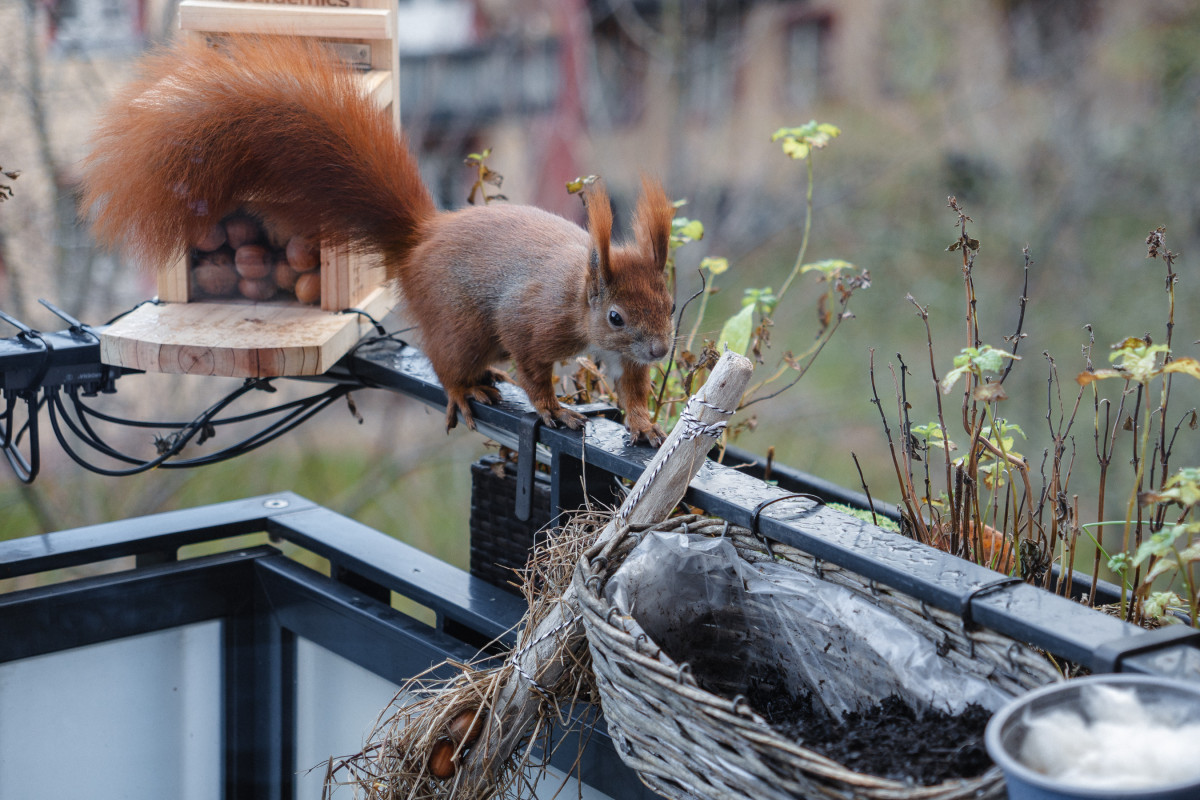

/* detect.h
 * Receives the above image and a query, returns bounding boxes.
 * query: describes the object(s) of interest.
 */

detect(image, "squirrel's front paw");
[627,420,666,448]
[444,384,503,432]
[536,403,587,431]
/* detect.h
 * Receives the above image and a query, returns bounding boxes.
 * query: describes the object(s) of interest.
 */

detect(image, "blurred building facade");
[1,0,1196,327]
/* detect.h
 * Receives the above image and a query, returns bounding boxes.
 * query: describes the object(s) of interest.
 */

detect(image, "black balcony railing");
[0,493,657,798]
[3,307,1200,797]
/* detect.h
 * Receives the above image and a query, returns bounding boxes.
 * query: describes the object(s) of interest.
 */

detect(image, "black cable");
[48,378,261,475]
[1,308,400,482]
[162,385,351,467]
[47,378,356,476]
[338,307,388,337]
[1,392,17,450]
[48,386,201,476]
[54,379,260,467]
[103,299,162,326]
[71,379,310,429]
[0,392,39,483]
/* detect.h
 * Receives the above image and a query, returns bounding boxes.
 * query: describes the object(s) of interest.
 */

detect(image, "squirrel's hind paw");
[627,421,666,448]
[466,384,503,405]
[444,400,472,432]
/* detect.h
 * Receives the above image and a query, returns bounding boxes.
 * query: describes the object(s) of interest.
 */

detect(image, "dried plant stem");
[873,353,932,544]
[869,349,928,542]
[740,302,851,408]
[683,270,709,354]
[1088,324,1127,607]
[909,294,957,547]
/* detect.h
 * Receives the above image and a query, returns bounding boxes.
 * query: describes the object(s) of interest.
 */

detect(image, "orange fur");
[81,35,676,444]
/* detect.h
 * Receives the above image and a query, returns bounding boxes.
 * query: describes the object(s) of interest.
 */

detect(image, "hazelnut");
[273,258,299,293]
[294,271,321,305]
[201,249,234,270]
[192,260,238,297]
[194,223,227,252]
[448,709,484,746]
[259,215,293,249]
[224,215,261,249]
[286,235,320,272]
[235,245,271,279]
[238,277,277,301]
[428,739,455,779]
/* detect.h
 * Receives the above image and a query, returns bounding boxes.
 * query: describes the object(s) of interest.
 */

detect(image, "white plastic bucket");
[986,674,1200,800]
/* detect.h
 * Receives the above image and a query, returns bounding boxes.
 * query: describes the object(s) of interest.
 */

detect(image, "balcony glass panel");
[0,621,221,800]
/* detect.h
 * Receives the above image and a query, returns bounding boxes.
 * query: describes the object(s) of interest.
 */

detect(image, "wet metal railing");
[2,317,1199,682]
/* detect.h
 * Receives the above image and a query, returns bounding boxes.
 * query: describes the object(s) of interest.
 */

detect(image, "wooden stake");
[460,350,754,790]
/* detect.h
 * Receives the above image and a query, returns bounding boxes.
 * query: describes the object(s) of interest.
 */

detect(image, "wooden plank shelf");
[101,287,391,378]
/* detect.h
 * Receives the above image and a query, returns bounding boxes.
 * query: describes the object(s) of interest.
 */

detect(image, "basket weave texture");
[469,455,552,588]
[574,515,1061,800]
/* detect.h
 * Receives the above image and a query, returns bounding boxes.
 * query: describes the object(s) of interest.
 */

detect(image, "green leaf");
[672,218,705,243]
[1142,471,1200,509]
[1144,591,1184,620]
[940,345,1020,393]
[1107,338,1170,383]
[700,256,729,275]
[742,286,777,315]
[973,345,1016,374]
[1144,557,1178,585]
[800,258,856,278]
[983,421,1026,439]
[718,302,756,356]
[781,139,811,160]
[911,422,957,452]
[940,364,973,395]
[1179,540,1200,564]
[1132,526,1185,565]
[828,502,901,532]
[772,120,842,160]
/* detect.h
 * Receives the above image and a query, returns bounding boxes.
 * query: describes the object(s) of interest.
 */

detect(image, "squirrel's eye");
[670,301,677,315]
[608,309,625,328]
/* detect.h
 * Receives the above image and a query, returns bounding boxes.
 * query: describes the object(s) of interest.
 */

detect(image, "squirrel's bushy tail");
[81,35,435,269]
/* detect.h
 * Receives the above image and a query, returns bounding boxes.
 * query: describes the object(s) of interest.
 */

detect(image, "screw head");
[263,498,290,509]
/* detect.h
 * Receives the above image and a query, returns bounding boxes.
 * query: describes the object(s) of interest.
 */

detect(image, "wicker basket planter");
[574,516,1062,800]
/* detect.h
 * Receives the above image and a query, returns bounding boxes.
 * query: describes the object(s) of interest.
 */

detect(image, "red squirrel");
[80,35,676,445]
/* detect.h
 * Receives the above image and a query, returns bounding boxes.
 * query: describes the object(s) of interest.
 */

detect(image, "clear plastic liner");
[604,531,1011,719]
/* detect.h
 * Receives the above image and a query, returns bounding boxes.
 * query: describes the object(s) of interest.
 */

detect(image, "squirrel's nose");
[648,340,668,360]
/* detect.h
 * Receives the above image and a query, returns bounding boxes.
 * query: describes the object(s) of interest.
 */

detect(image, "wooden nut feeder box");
[100,0,400,378]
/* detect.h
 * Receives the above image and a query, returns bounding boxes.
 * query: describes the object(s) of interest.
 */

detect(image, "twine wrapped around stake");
[330,350,753,799]
[458,350,753,791]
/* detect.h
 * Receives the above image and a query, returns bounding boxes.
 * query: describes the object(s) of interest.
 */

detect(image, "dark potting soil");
[654,609,994,785]
[759,689,993,785]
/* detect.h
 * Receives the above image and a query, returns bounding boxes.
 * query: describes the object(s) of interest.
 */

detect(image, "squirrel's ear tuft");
[633,176,673,272]
[585,181,613,284]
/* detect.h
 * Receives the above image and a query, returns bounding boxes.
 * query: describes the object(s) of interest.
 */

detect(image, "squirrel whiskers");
[81,35,676,445]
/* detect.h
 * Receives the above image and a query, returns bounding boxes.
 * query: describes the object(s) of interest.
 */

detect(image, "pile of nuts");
[428,707,486,779]
[189,212,321,304]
